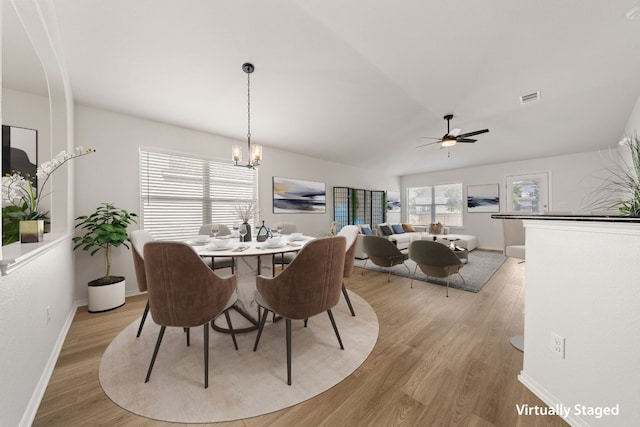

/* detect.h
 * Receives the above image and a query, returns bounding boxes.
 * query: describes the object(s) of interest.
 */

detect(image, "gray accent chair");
[408,240,465,297]
[361,235,409,282]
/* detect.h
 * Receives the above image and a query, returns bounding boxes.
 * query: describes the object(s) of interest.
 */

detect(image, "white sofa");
[354,223,478,259]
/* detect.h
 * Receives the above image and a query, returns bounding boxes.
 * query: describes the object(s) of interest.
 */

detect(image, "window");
[505,172,549,213]
[139,148,258,240]
[407,183,463,226]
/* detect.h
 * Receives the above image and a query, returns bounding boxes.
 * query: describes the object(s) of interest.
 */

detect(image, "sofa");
[354,223,478,259]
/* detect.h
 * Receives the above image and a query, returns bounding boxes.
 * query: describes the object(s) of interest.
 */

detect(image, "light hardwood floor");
[33,257,567,426]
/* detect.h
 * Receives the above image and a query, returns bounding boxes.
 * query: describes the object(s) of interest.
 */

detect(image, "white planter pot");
[87,276,125,313]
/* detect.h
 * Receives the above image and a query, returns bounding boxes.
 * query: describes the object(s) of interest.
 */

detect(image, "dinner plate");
[264,243,285,249]
[288,236,305,241]
[205,246,230,251]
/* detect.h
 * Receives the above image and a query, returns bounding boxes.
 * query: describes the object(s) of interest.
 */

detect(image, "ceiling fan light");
[442,139,456,147]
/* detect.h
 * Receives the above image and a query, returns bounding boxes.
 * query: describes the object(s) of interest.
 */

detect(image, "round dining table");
[190,234,314,331]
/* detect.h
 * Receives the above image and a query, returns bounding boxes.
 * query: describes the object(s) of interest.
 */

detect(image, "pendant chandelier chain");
[232,62,260,168]
[247,71,251,145]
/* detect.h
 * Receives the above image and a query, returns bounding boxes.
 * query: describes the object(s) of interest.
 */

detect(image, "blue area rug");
[355,250,506,293]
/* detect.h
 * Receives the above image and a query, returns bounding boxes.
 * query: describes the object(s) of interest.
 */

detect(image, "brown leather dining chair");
[408,240,465,297]
[143,241,238,388]
[252,236,346,385]
[337,225,360,316]
[130,229,154,337]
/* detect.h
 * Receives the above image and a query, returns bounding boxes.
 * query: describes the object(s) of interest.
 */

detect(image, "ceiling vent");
[520,91,541,105]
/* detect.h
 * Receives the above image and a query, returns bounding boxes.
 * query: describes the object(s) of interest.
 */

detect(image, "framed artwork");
[467,184,500,213]
[386,191,400,213]
[2,125,38,190]
[273,176,326,213]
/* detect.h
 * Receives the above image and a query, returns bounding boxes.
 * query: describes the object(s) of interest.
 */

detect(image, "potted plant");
[2,147,95,245]
[592,133,640,216]
[73,202,138,313]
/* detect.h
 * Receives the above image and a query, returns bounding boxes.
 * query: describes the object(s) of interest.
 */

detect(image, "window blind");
[140,148,257,241]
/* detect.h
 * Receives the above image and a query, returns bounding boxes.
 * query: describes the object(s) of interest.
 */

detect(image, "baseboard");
[76,289,145,308]
[518,371,587,427]
[20,301,79,427]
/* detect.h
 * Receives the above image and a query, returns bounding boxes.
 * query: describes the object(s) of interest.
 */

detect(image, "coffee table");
[441,237,468,264]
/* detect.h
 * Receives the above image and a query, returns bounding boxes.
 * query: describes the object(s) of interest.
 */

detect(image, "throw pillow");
[361,225,372,235]
[402,223,415,232]
[379,224,393,236]
[429,222,443,235]
[391,224,405,234]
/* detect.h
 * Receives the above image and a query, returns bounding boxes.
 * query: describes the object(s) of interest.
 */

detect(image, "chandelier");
[232,63,262,168]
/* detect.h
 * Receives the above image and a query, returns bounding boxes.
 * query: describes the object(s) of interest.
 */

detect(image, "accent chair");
[408,240,465,297]
[361,235,409,282]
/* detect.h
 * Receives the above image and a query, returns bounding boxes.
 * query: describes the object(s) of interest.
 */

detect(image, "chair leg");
[361,259,367,274]
[145,326,166,383]
[403,262,411,275]
[253,307,270,351]
[136,300,150,337]
[224,310,238,350]
[203,324,209,389]
[446,277,450,298]
[387,269,392,282]
[341,282,356,316]
[286,318,292,386]
[411,265,418,289]
[327,309,344,350]
[184,327,190,346]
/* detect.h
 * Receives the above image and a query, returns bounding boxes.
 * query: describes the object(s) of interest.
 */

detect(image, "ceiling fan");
[417,114,489,152]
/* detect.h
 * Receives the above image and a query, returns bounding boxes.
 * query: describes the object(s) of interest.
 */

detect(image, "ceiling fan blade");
[448,128,462,137]
[418,136,442,140]
[416,140,442,148]
[456,138,477,143]
[457,129,489,138]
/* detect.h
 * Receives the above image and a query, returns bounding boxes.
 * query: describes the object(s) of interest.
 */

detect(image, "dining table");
[189,234,315,332]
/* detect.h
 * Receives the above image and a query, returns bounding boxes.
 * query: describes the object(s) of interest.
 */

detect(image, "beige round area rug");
[99,290,378,423]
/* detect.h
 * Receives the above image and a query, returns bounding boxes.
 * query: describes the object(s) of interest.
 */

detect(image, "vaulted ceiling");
[4,0,640,176]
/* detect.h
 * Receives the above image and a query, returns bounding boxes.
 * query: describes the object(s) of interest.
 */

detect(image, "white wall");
[73,104,397,302]
[1,2,77,425]
[624,94,640,137]
[521,220,640,426]
[400,150,610,250]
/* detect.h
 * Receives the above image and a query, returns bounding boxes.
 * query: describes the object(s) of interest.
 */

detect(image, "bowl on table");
[195,235,210,243]
[210,238,230,249]
[265,237,282,248]
[289,233,303,241]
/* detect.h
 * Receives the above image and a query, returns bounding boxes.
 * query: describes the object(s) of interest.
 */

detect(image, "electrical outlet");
[46,306,51,325]
[550,332,565,358]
